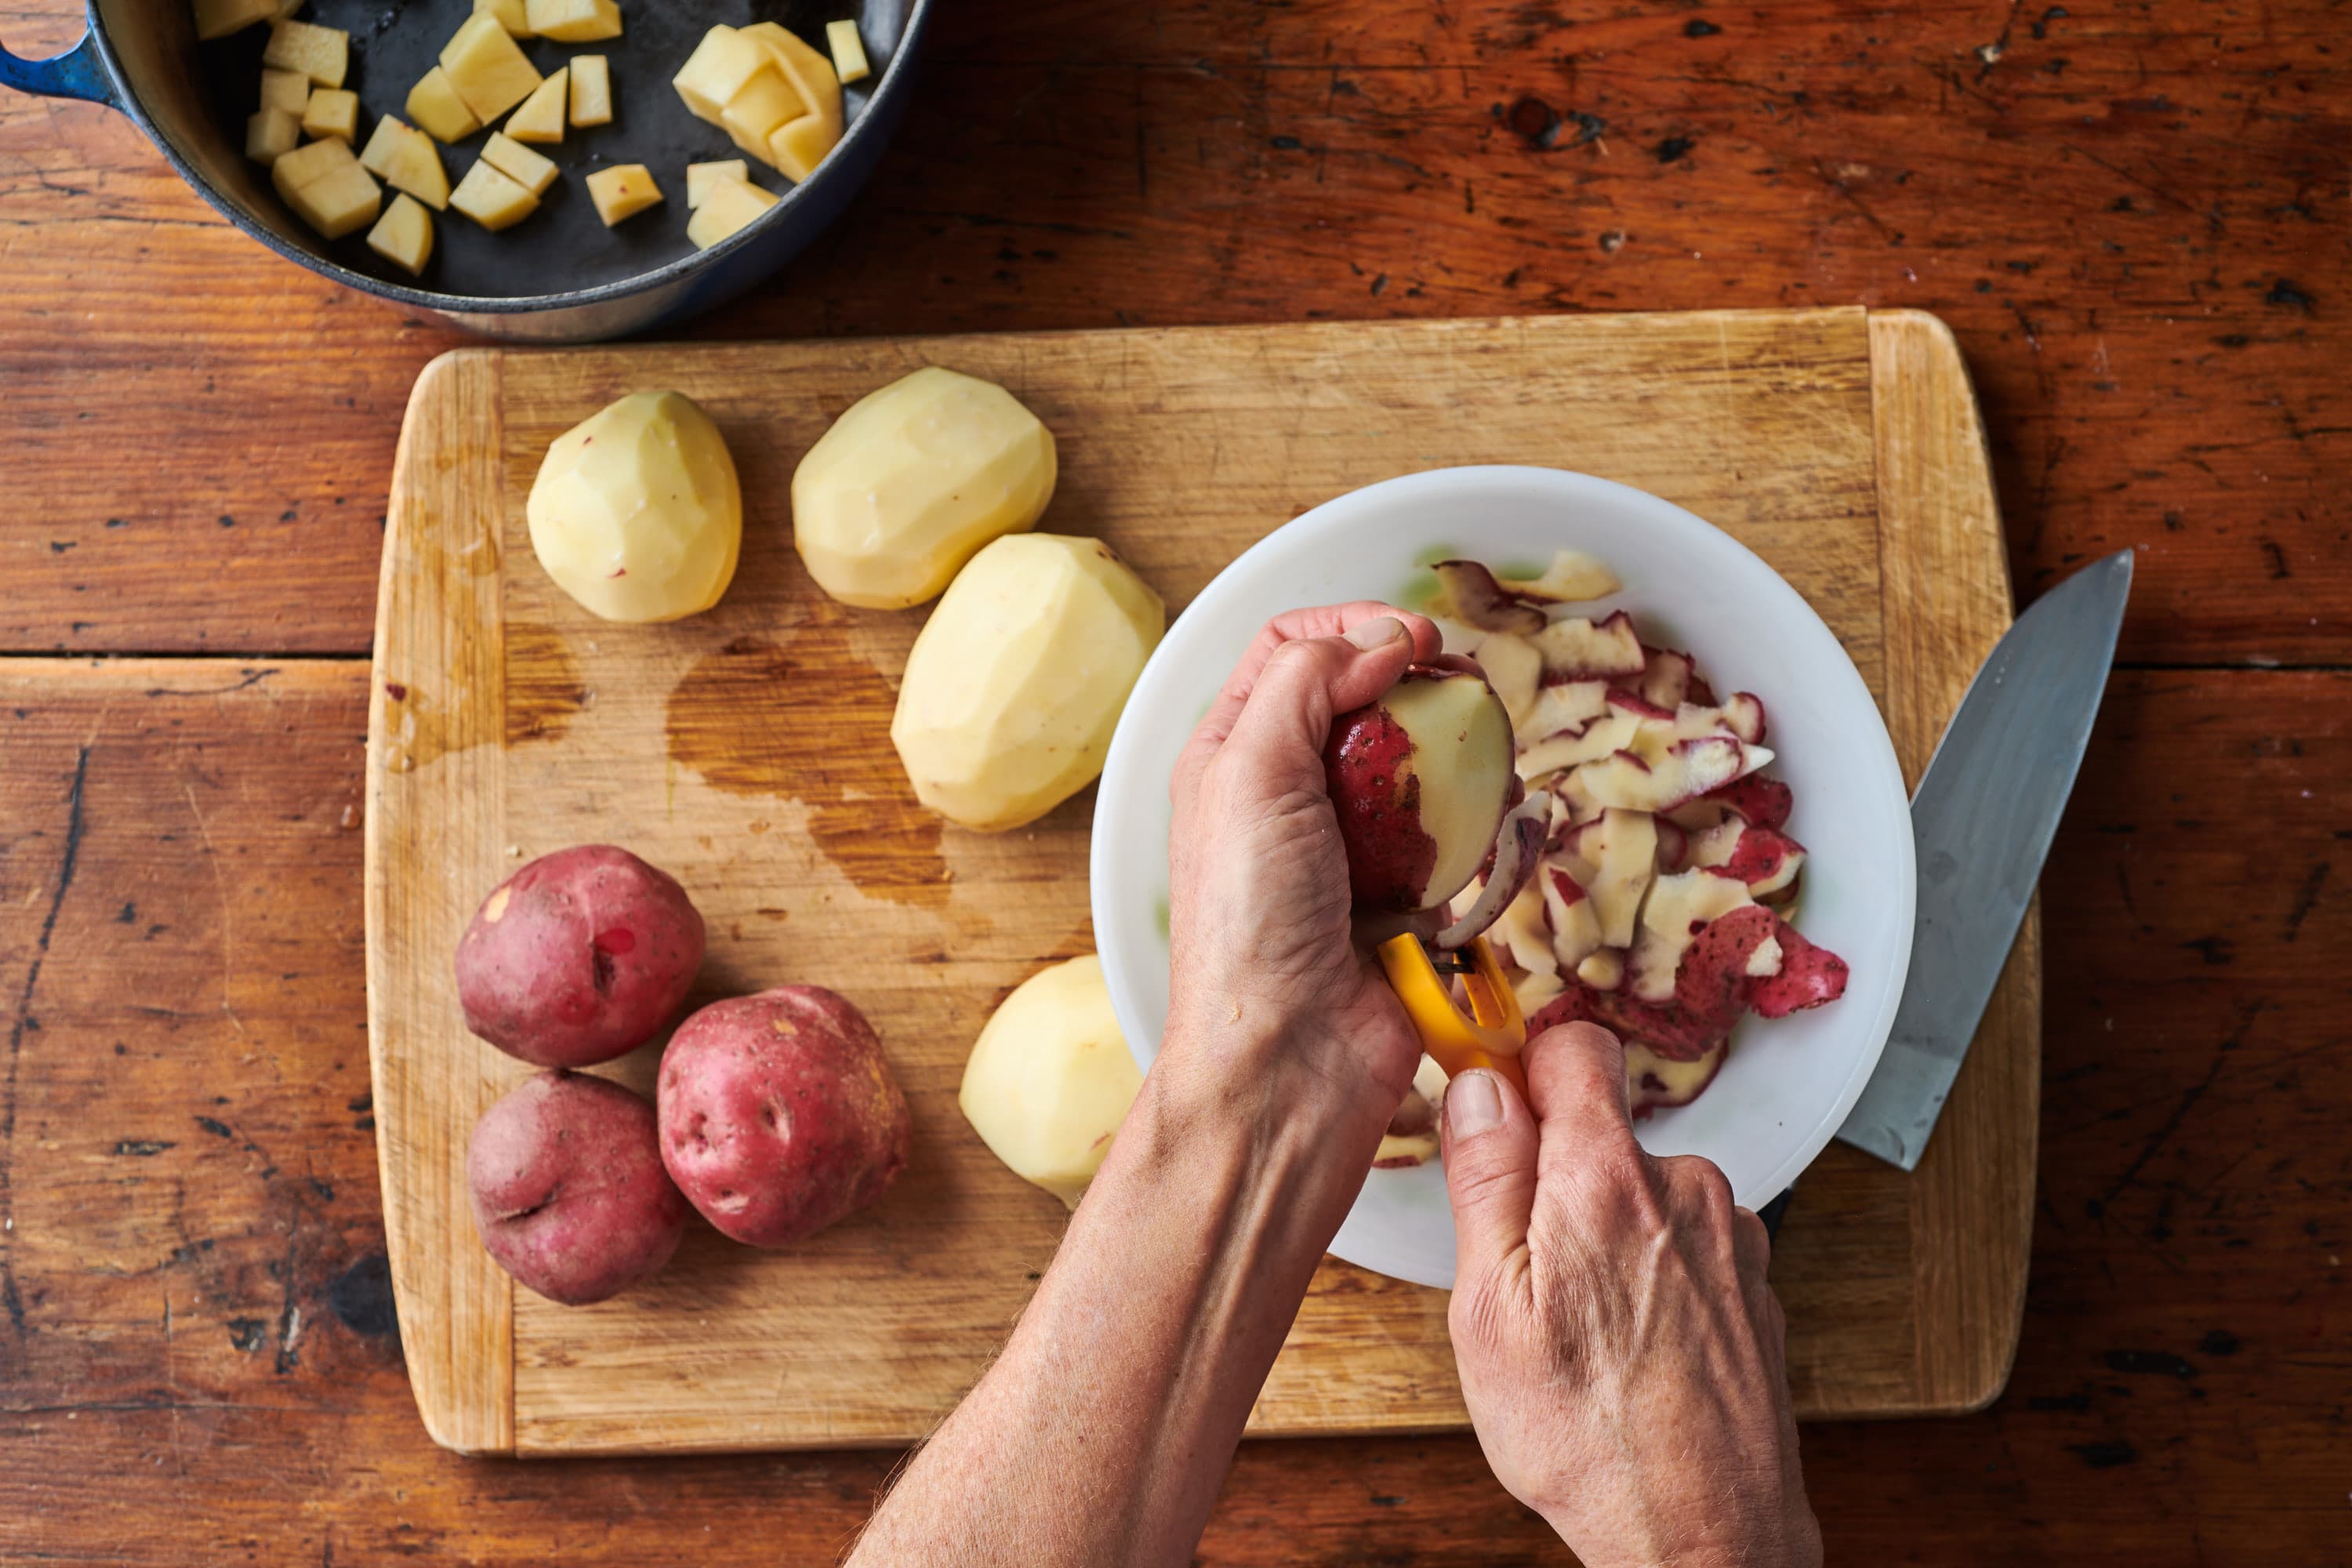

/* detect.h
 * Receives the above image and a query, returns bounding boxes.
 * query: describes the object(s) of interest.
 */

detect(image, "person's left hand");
[1161,604,1445,1133]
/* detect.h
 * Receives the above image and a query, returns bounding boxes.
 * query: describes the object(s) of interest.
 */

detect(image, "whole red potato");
[657,986,912,1247]
[456,844,706,1068]
[468,1070,688,1306]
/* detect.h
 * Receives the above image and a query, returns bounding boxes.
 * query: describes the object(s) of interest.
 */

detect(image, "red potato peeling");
[1639,647,1695,710]
[1429,561,1547,633]
[1749,920,1849,1018]
[1629,1039,1728,1118]
[1517,711,1641,782]
[1504,549,1621,603]
[1531,611,1646,680]
[1523,680,1610,740]
[1696,773,1793,832]
[1722,826,1807,902]
[1582,736,1770,814]
[658,986,912,1247]
[1602,686,1675,722]
[468,1071,688,1307]
[1436,792,1551,949]
[1325,667,1516,913]
[456,845,707,1069]
[1429,550,1622,632]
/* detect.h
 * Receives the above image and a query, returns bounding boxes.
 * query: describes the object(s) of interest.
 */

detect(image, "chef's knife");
[1835,548,2133,1171]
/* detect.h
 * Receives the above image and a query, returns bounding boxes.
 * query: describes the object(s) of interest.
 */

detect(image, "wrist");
[1154,1007,1403,1148]
[1091,1031,1382,1268]
[1544,1504,1822,1568]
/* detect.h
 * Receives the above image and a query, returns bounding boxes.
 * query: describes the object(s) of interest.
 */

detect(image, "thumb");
[1218,619,1417,772]
[1440,1068,1539,1284]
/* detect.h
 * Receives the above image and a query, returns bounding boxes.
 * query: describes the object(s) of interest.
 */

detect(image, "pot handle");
[0,29,116,106]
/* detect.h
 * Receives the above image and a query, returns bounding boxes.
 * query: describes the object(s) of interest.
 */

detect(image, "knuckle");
[1663,1152,1736,1218]
[1565,1131,1649,1193]
[1261,637,1328,681]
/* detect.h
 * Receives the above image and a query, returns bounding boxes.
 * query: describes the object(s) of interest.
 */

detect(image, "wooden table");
[2,2,2343,1561]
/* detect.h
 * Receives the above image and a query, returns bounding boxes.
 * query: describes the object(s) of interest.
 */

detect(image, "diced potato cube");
[525,0,619,42]
[504,67,567,143]
[270,133,358,198]
[826,19,869,83]
[740,22,842,136]
[366,193,435,275]
[685,158,749,209]
[285,159,381,239]
[439,13,543,122]
[474,0,531,36]
[406,67,482,143]
[583,163,662,227]
[717,67,804,159]
[300,87,358,141]
[260,67,310,115]
[479,131,557,196]
[448,158,539,230]
[365,119,456,210]
[383,123,452,209]
[194,0,276,42]
[276,0,302,16]
[263,19,349,88]
[568,54,612,125]
[768,111,840,183]
[671,26,768,122]
[245,107,302,165]
[685,173,775,249]
[358,116,406,176]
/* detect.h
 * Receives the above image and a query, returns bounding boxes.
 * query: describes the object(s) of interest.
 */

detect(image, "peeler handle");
[1375,933,1529,1098]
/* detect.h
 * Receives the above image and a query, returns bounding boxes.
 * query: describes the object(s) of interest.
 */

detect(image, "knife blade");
[1835,548,2133,1171]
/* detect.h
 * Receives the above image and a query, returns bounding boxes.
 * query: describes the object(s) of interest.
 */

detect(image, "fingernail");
[1446,1070,1503,1138]
[1345,615,1406,650]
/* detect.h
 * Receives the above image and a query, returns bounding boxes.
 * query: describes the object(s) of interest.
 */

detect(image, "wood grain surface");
[365,308,2021,1453]
[5,1,2345,665]
[2,0,2344,1558]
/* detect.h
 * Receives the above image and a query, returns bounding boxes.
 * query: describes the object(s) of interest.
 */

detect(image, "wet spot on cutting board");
[506,621,586,746]
[666,626,948,907]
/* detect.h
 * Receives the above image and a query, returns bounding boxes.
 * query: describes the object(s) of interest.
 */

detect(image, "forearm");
[850,1034,1386,1567]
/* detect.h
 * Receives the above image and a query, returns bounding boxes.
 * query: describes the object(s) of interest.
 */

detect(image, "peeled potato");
[792,366,1057,610]
[525,391,742,622]
[891,533,1163,831]
[959,955,1141,1208]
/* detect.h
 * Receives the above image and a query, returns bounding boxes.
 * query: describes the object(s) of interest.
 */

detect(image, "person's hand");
[1161,604,1444,1130]
[1441,1023,1820,1568]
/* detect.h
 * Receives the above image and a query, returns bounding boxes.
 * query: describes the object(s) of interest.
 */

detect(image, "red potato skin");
[468,1071,688,1307]
[1323,703,1439,912]
[456,844,706,1069]
[657,986,912,1247]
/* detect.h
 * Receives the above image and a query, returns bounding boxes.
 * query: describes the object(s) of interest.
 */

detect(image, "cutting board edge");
[1866,307,2038,1419]
[369,347,520,1457]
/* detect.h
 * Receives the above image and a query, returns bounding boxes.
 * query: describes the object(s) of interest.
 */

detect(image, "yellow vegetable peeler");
[1376,932,1529,1098]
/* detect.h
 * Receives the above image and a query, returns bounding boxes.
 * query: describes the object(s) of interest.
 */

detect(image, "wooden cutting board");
[367,307,2035,1457]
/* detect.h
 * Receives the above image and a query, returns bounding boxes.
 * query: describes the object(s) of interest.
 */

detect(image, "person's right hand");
[1440,1022,1821,1568]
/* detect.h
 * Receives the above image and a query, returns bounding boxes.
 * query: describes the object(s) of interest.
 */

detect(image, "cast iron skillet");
[0,0,931,339]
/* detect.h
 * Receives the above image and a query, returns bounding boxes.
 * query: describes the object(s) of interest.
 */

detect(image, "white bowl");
[1091,466,1915,1289]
